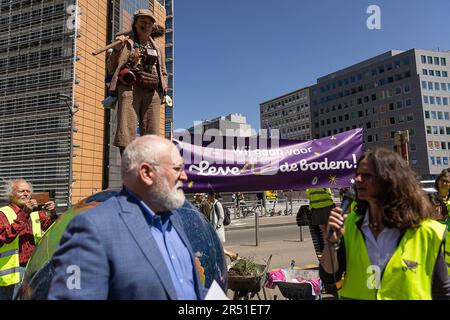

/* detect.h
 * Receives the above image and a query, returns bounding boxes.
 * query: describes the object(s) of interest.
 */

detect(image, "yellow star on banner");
[329,175,338,185]
[188,181,194,188]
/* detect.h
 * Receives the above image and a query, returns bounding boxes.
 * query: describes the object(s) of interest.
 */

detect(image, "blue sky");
[174,0,450,131]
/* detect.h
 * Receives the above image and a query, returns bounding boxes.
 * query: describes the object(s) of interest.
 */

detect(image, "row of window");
[422,69,448,77]
[0,3,65,31]
[428,141,450,151]
[264,94,309,112]
[0,47,63,70]
[425,111,450,120]
[262,104,309,119]
[422,81,450,91]
[314,71,412,105]
[425,126,450,135]
[430,156,450,166]
[421,55,447,66]
[0,25,65,48]
[263,113,310,127]
[423,95,450,105]
[315,58,411,94]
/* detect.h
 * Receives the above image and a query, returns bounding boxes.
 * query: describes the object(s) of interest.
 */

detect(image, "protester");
[47,135,206,299]
[320,148,450,299]
[431,170,450,275]
[107,9,168,155]
[0,179,57,300]
[306,188,335,254]
[207,193,225,243]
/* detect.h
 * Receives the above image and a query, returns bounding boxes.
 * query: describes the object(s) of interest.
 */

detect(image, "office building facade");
[0,0,166,206]
[259,87,311,140]
[310,49,450,178]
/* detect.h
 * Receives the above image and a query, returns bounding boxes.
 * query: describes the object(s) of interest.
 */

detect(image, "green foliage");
[229,256,264,277]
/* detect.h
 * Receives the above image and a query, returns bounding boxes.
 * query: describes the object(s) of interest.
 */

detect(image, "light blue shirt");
[361,210,401,273]
[125,188,198,300]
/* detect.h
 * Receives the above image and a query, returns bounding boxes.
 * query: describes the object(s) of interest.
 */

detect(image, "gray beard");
[152,178,185,211]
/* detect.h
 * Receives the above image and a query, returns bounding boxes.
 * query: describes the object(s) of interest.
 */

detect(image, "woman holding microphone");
[320,148,450,299]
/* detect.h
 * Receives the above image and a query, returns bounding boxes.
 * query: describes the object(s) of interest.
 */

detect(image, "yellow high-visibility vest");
[0,206,42,286]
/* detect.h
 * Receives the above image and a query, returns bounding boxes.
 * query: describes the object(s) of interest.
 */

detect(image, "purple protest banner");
[173,128,363,193]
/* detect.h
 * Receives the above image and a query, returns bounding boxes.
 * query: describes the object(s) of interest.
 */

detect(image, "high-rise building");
[259,87,312,140]
[310,49,450,178]
[0,0,167,206]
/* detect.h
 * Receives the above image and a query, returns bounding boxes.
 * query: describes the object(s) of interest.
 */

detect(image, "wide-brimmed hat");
[133,9,156,22]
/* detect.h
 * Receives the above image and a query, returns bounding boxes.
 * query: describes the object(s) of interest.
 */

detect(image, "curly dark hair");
[354,148,436,230]
[434,169,450,200]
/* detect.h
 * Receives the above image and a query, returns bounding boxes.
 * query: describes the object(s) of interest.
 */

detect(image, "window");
[428,82,434,90]
[395,87,402,95]
[423,96,429,104]
[443,71,448,77]
[405,99,412,107]
[398,115,405,123]
[423,69,428,75]
[426,125,432,134]
[436,97,442,105]
[433,126,438,134]
[442,83,447,91]
[437,157,442,165]
[430,156,436,165]
[430,70,435,76]
[394,60,401,69]
[438,111,443,119]
[444,98,449,106]
[428,56,433,64]
[441,58,447,66]
[430,96,435,104]
[425,111,430,119]
[366,122,371,129]
[434,57,440,65]
[422,81,427,89]
[396,101,403,109]
[404,84,410,93]
[431,111,437,119]
[435,82,440,90]
[445,112,450,120]
[442,142,448,150]
[444,157,449,166]
[390,117,395,124]
[447,127,450,135]
[421,55,427,64]
[407,114,414,122]
[436,71,441,77]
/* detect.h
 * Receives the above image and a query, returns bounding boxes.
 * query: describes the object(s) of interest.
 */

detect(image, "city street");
[222,212,322,300]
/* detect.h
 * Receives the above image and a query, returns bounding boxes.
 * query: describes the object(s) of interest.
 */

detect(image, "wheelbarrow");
[228,254,272,300]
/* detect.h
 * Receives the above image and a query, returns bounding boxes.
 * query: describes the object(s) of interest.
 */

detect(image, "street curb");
[225,222,298,231]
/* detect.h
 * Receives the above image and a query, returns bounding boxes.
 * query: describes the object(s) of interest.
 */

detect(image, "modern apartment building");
[310,49,450,178]
[259,87,311,140]
[188,113,253,137]
[0,0,166,206]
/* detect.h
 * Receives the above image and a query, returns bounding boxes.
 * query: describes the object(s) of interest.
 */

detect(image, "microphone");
[327,190,355,241]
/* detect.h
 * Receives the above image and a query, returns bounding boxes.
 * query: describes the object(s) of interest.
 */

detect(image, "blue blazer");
[47,190,207,300]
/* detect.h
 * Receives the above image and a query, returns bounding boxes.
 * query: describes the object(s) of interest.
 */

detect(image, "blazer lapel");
[117,194,178,300]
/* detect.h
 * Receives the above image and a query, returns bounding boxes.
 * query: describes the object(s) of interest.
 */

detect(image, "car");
[420,180,437,194]
[17,189,227,300]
